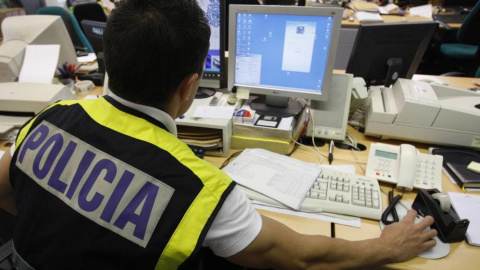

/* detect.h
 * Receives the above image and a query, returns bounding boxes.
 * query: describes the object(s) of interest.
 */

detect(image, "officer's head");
[103,0,210,109]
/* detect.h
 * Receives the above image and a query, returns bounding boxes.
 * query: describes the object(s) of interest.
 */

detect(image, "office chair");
[436,1,480,77]
[73,2,108,34]
[36,6,94,53]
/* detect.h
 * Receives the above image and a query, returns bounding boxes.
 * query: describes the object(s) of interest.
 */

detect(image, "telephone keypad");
[413,154,443,191]
[373,158,394,179]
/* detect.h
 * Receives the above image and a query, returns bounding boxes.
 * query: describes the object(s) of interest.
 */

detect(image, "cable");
[381,191,402,225]
[220,150,243,169]
[381,187,406,225]
[350,148,366,173]
[286,100,324,164]
[292,137,324,164]
[337,132,361,151]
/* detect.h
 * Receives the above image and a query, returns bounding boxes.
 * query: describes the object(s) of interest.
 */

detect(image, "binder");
[431,148,480,189]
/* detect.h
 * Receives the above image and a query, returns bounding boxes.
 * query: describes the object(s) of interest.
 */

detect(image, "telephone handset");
[366,143,443,191]
[396,144,416,190]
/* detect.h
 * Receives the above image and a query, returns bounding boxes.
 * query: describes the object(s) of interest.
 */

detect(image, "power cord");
[381,187,405,225]
[220,150,243,169]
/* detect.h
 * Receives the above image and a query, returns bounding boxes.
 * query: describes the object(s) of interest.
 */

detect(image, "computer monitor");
[197,0,226,90]
[81,20,106,55]
[0,15,78,82]
[345,22,438,87]
[228,5,343,117]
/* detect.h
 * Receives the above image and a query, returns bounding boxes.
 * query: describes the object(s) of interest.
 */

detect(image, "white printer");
[365,79,480,149]
[0,82,76,131]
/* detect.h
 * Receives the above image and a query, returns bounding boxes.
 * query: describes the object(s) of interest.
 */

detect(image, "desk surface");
[207,75,480,269]
[341,9,461,29]
[1,75,479,268]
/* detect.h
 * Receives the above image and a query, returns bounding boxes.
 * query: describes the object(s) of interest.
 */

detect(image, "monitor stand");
[384,58,402,87]
[195,87,216,99]
[250,95,304,117]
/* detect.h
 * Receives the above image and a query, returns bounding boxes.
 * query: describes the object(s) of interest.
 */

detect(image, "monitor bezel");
[227,5,343,102]
[198,0,226,89]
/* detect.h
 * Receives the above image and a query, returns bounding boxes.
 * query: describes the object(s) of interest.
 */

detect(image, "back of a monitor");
[0,15,78,82]
[81,20,106,55]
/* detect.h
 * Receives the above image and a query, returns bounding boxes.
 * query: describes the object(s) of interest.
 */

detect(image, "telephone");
[365,143,443,191]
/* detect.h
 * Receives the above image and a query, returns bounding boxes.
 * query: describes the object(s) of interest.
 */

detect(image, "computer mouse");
[348,16,355,22]
[379,202,450,260]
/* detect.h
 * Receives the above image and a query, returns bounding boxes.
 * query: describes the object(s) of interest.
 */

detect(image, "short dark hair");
[103,0,210,108]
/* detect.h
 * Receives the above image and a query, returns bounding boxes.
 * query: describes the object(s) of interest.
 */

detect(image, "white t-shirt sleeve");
[203,185,262,257]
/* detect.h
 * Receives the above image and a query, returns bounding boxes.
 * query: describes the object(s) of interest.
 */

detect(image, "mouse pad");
[380,202,450,259]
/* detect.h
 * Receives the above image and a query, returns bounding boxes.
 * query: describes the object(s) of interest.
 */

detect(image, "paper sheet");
[447,192,480,246]
[223,148,321,210]
[77,53,97,63]
[355,11,383,23]
[18,45,60,84]
[193,106,235,119]
[252,202,361,228]
[409,4,433,18]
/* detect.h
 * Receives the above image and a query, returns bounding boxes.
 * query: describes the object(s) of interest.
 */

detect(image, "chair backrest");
[457,1,480,46]
[73,2,108,33]
[36,6,94,53]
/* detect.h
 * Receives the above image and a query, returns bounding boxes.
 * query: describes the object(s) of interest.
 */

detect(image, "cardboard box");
[0,8,26,39]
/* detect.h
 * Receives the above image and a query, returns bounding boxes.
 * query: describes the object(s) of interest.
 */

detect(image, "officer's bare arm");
[0,149,16,215]
[226,210,437,269]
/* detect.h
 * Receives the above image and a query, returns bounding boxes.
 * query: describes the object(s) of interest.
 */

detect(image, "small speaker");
[306,73,352,141]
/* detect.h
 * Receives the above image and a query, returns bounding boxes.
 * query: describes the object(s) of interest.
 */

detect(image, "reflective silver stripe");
[12,243,35,270]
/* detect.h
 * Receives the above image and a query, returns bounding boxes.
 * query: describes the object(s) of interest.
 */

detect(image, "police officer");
[0,0,437,269]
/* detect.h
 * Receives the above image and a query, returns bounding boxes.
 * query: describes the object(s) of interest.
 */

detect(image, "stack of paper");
[350,1,379,12]
[355,11,383,23]
[222,148,321,210]
[447,192,480,247]
[177,126,223,150]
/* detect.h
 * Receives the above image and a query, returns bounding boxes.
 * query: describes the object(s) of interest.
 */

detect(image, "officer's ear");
[178,73,200,102]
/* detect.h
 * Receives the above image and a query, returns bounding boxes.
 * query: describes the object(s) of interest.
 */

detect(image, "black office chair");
[36,6,94,53]
[73,2,108,34]
[435,1,480,77]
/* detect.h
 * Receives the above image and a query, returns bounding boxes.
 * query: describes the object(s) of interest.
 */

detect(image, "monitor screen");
[81,20,106,56]
[345,22,438,87]
[197,0,226,90]
[228,5,342,117]
[0,15,78,83]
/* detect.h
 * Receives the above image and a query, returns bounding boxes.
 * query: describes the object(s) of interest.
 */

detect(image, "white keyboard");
[239,167,383,220]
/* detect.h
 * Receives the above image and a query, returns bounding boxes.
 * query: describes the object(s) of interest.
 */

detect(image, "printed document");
[223,148,321,210]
